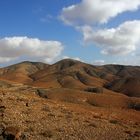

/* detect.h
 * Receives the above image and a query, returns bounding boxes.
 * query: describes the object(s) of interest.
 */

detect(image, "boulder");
[3,126,21,140]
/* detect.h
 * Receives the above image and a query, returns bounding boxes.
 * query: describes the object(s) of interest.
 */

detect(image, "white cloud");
[63,56,81,61]
[60,0,140,25]
[81,20,140,55]
[93,60,105,65]
[0,57,16,63]
[40,14,54,23]
[0,36,63,63]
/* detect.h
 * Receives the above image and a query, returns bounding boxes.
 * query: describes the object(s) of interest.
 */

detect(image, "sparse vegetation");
[84,87,103,93]
[128,101,140,111]
[109,119,119,124]
[40,130,53,138]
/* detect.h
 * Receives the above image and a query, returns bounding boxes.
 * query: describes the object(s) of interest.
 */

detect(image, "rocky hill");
[0,59,139,140]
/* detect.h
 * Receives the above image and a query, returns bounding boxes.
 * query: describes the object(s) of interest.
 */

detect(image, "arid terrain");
[0,59,140,140]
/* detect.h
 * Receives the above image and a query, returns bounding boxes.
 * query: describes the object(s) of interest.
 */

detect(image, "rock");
[3,126,21,140]
[0,136,4,140]
[36,89,48,98]
[0,106,6,113]
[134,131,140,137]
[0,124,5,135]
[25,103,29,107]
[20,133,28,140]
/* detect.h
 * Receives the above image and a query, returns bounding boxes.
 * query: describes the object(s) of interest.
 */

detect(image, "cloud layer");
[81,20,140,55]
[61,0,140,25]
[0,36,63,63]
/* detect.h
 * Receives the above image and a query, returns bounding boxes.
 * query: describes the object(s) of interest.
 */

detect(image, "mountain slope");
[102,65,140,97]
[30,59,105,89]
[0,59,140,97]
[0,61,49,83]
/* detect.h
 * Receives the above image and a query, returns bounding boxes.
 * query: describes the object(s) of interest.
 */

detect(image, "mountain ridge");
[0,59,140,97]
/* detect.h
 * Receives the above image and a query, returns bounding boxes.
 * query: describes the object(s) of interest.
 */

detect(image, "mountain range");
[0,59,139,140]
[0,59,140,97]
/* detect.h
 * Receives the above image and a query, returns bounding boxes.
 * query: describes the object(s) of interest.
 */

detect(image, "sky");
[0,0,140,67]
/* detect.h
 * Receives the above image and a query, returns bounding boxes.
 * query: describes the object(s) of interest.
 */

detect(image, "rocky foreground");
[0,83,139,140]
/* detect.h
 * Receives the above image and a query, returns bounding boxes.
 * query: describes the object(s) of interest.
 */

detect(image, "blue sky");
[0,0,140,66]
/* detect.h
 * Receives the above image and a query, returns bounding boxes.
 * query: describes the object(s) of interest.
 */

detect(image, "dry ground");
[0,84,139,140]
